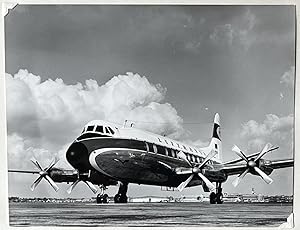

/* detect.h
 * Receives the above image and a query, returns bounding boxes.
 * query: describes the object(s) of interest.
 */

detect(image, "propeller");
[30,157,59,192]
[232,143,277,187]
[176,150,216,192]
[66,170,98,194]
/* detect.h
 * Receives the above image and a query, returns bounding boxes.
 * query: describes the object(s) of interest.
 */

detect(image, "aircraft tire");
[97,194,109,204]
[209,192,217,204]
[216,193,223,204]
[114,194,128,203]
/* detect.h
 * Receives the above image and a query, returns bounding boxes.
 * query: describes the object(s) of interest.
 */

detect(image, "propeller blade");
[45,175,59,192]
[30,157,43,171]
[177,174,194,192]
[45,157,59,172]
[198,150,217,169]
[254,167,273,184]
[30,176,43,191]
[232,168,250,187]
[197,173,215,191]
[67,180,80,194]
[232,145,248,162]
[177,151,192,166]
[254,143,272,162]
[84,181,98,194]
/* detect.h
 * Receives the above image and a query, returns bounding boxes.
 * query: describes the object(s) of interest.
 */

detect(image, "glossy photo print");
[5,5,295,227]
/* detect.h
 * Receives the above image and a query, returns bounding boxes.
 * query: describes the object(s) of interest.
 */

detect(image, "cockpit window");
[86,126,94,132]
[81,128,85,133]
[107,127,115,135]
[95,125,104,133]
[105,127,111,134]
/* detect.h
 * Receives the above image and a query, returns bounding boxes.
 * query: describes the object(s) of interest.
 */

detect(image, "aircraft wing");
[221,158,294,176]
[8,157,118,193]
[8,170,40,174]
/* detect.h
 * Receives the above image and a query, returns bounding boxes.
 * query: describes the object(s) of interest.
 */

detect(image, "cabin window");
[171,149,176,158]
[165,148,169,156]
[187,154,191,161]
[165,140,169,145]
[145,142,149,152]
[158,137,162,142]
[183,145,187,150]
[95,125,104,133]
[108,127,115,135]
[177,143,180,148]
[191,155,195,162]
[215,144,218,149]
[87,126,94,132]
[148,143,154,153]
[167,148,172,157]
[157,145,165,155]
[153,144,157,153]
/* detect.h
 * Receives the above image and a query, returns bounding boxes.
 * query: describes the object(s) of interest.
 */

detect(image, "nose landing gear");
[114,181,128,203]
[209,182,224,204]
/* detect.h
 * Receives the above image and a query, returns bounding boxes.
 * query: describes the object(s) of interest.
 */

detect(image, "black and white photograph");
[3,4,295,228]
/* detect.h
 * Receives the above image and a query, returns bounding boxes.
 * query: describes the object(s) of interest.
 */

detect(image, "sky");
[5,5,295,198]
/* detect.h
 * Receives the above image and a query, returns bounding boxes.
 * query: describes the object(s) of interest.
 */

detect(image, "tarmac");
[9,202,292,227]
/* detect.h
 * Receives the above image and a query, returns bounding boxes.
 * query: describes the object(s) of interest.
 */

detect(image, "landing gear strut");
[209,182,223,204]
[114,182,128,203]
[96,185,108,204]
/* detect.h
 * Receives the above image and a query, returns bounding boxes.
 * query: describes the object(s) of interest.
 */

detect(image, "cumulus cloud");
[280,66,295,88]
[6,69,185,168]
[240,114,293,157]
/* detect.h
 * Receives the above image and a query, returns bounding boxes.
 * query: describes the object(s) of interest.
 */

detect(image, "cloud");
[240,114,293,156]
[280,66,295,88]
[6,69,185,168]
[210,24,234,45]
[209,9,257,49]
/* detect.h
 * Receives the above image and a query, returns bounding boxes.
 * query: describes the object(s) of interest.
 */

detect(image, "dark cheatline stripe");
[80,137,220,165]
[77,133,110,140]
[81,138,147,153]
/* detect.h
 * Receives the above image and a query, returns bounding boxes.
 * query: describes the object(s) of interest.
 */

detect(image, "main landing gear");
[209,182,223,204]
[114,182,128,203]
[96,185,109,204]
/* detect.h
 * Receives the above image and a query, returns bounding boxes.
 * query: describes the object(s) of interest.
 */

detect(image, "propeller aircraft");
[9,113,294,204]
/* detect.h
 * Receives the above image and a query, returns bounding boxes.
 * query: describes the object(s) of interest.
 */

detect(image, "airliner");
[9,113,294,204]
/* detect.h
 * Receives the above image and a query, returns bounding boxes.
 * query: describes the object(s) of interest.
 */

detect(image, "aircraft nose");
[66,142,90,171]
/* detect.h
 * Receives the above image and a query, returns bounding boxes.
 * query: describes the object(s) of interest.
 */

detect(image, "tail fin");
[200,113,222,163]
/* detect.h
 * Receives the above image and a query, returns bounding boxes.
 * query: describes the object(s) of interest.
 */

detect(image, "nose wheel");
[114,182,128,203]
[209,182,223,204]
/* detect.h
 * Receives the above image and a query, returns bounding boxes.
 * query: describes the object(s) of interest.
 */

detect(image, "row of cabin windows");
[145,142,212,164]
[83,125,115,135]
[157,137,202,155]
